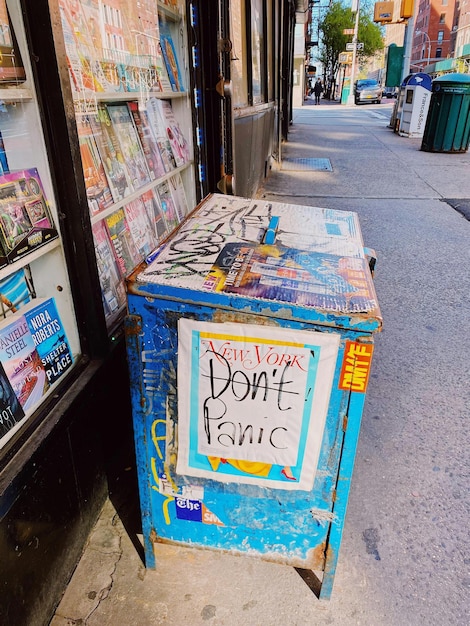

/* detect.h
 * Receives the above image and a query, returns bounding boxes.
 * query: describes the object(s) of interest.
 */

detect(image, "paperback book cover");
[0,314,49,412]
[23,298,73,386]
[0,268,31,319]
[0,168,58,263]
[123,197,157,259]
[141,190,169,242]
[145,98,177,172]
[105,208,141,277]
[155,180,179,231]
[158,100,190,166]
[159,21,184,92]
[77,116,113,216]
[0,360,25,441]
[92,220,126,320]
[127,102,166,180]
[106,104,151,190]
[89,106,133,202]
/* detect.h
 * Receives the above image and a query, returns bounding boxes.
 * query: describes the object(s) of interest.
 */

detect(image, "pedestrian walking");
[313,78,323,105]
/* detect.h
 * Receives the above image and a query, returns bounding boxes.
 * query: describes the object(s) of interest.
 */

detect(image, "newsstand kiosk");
[125,194,382,600]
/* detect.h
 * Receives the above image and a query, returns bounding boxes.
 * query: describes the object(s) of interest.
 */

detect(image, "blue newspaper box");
[125,194,382,600]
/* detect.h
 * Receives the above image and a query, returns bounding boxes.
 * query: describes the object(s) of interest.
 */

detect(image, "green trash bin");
[421,73,470,153]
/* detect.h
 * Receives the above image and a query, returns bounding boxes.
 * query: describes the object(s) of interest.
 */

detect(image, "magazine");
[92,220,126,320]
[89,106,133,202]
[159,21,184,92]
[106,103,151,190]
[157,100,190,166]
[145,97,177,172]
[168,173,189,222]
[0,168,58,263]
[123,198,157,258]
[105,208,141,277]
[127,102,167,180]
[77,116,113,216]
[155,180,179,231]
[140,190,169,242]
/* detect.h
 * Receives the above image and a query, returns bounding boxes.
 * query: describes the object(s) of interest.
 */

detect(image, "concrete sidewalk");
[51,103,470,626]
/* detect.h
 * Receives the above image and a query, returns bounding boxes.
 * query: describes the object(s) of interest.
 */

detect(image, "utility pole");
[347,0,360,105]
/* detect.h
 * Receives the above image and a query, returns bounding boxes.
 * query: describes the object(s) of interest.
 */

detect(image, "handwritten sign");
[177,320,340,491]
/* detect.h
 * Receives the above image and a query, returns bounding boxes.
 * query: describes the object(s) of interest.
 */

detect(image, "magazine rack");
[57,0,195,329]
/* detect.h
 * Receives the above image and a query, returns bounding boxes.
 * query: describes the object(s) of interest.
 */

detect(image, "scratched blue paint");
[125,195,382,599]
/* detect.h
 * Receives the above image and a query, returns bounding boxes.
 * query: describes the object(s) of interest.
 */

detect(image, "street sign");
[339,52,353,64]
[346,42,364,51]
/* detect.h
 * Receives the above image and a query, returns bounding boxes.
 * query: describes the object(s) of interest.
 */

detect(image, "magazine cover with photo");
[123,198,157,258]
[92,220,126,319]
[105,208,141,277]
[77,115,113,215]
[0,269,31,319]
[140,190,169,242]
[127,102,167,180]
[106,104,151,190]
[158,100,190,166]
[145,98,177,172]
[168,173,189,222]
[159,21,184,92]
[155,180,179,231]
[89,107,133,202]
[0,168,58,263]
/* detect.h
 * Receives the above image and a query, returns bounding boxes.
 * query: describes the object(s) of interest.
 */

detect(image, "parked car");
[354,79,382,104]
[383,86,398,99]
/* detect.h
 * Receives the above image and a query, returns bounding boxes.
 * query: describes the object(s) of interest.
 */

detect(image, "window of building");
[231,0,248,107]
[439,13,446,22]
[437,30,444,42]
[249,0,266,104]
[436,47,442,57]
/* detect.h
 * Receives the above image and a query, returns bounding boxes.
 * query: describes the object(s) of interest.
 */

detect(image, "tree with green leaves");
[318,0,383,98]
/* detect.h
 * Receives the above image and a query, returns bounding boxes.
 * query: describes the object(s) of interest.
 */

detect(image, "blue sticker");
[175,498,203,522]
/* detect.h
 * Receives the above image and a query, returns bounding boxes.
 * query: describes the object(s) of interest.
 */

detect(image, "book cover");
[159,21,184,92]
[168,173,189,222]
[145,97,177,172]
[105,208,141,277]
[77,116,113,216]
[0,360,25,441]
[127,102,167,180]
[106,104,151,190]
[89,106,133,202]
[0,168,58,263]
[140,190,169,242]
[92,220,126,320]
[155,180,179,231]
[0,314,49,411]
[123,197,157,259]
[0,268,31,319]
[23,298,73,386]
[158,100,190,167]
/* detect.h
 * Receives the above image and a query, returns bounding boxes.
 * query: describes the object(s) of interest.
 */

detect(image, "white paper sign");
[177,320,340,491]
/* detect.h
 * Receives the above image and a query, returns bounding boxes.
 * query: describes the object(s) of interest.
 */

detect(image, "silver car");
[354,79,382,104]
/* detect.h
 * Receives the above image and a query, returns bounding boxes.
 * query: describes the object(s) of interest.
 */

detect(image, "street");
[52,101,470,626]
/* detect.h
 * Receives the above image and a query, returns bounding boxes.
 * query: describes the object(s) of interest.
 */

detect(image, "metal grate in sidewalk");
[281,157,332,171]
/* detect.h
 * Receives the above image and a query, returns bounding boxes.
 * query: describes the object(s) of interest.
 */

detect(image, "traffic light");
[400,0,414,19]
[373,2,394,23]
